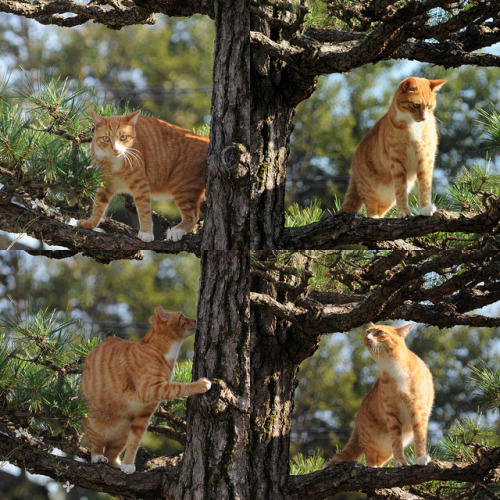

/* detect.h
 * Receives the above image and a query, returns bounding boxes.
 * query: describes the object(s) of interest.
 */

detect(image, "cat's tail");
[324,428,363,467]
[338,177,363,213]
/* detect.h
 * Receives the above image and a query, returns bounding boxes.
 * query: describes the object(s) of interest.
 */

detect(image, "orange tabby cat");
[78,110,209,242]
[80,305,211,474]
[339,77,446,218]
[325,323,434,468]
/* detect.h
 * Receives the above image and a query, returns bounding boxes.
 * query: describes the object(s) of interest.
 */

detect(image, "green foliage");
[285,198,327,227]
[0,303,90,435]
[439,414,497,462]
[477,105,500,151]
[290,449,326,475]
[0,73,102,208]
[468,364,500,412]
[443,161,500,212]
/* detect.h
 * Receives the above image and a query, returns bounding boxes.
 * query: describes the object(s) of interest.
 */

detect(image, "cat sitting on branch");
[325,323,434,469]
[78,110,209,242]
[339,77,446,219]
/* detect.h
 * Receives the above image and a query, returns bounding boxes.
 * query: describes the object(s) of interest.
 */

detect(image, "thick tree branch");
[0,432,178,499]
[287,446,500,500]
[0,0,214,28]
[279,204,500,250]
[251,248,500,334]
[0,199,201,261]
[251,0,500,80]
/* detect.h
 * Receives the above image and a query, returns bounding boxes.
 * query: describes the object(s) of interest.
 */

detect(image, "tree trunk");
[250,12,318,249]
[174,250,250,499]
[174,0,251,498]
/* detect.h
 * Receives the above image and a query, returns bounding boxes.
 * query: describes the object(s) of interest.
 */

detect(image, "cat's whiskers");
[122,148,144,170]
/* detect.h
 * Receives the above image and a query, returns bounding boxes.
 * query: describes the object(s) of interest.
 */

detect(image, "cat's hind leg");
[78,187,114,230]
[166,191,202,242]
[120,410,155,474]
[83,419,109,465]
[103,435,128,469]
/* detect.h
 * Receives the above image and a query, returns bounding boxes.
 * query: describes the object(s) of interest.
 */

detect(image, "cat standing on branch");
[78,110,209,242]
[81,305,212,474]
[325,323,434,469]
[339,77,446,218]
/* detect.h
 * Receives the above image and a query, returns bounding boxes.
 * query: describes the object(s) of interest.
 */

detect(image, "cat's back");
[81,337,154,402]
[135,115,209,157]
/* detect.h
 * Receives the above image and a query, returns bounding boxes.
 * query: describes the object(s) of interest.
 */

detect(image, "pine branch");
[0,431,178,498]
[287,446,500,500]
[0,198,201,261]
[251,248,500,333]
[279,202,500,250]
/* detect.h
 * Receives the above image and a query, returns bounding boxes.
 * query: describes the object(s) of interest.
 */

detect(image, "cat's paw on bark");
[421,203,436,216]
[78,219,98,229]
[415,454,431,466]
[120,463,136,474]
[166,227,187,242]
[196,378,212,393]
[91,455,108,464]
[138,231,154,242]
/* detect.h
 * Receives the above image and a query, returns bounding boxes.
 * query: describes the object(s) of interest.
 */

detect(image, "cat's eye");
[412,103,421,109]
[120,135,128,141]
[102,136,110,142]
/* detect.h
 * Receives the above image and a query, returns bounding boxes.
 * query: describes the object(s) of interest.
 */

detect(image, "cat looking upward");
[339,77,446,218]
[81,305,212,474]
[78,110,209,242]
[325,323,434,469]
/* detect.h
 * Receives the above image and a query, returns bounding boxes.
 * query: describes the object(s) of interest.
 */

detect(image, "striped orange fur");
[78,110,209,242]
[325,323,434,468]
[80,305,211,474]
[339,77,446,218]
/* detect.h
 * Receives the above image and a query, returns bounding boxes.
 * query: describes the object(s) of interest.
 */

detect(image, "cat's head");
[394,77,446,123]
[91,110,140,158]
[364,322,414,358]
[150,304,197,341]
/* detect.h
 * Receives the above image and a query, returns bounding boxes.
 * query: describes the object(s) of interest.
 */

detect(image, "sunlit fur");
[339,77,446,218]
[80,305,211,474]
[325,323,434,468]
[78,110,209,242]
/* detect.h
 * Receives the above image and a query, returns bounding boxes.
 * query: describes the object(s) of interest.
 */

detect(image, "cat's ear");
[429,79,446,92]
[369,321,377,328]
[155,304,170,322]
[124,110,141,125]
[395,323,414,337]
[401,78,418,94]
[91,111,106,128]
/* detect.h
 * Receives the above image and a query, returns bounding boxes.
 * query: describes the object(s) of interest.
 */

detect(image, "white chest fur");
[165,341,183,381]
[377,356,409,393]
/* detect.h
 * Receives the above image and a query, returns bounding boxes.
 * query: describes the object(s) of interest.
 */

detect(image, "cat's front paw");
[166,227,186,242]
[393,458,407,467]
[91,454,108,464]
[396,208,411,218]
[415,454,431,466]
[78,219,98,229]
[138,231,154,242]
[120,463,136,474]
[420,203,436,216]
[196,378,212,393]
